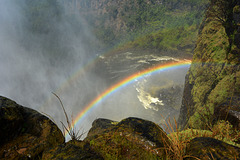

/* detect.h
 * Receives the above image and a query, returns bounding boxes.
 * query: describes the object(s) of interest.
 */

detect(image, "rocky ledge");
[0,96,64,159]
[0,96,240,159]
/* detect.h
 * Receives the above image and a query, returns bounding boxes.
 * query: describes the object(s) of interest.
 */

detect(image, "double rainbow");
[66,59,191,136]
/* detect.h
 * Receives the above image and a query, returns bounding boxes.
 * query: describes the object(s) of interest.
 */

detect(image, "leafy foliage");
[87,0,209,51]
[120,25,199,54]
[15,0,210,54]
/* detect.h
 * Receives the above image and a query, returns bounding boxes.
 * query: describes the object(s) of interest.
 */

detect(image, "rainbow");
[66,60,191,136]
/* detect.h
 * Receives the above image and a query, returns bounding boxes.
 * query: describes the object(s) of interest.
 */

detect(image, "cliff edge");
[178,0,240,130]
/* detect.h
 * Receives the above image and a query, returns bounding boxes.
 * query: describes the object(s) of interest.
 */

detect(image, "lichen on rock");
[178,0,240,130]
[0,96,64,160]
[84,117,170,159]
[186,137,240,159]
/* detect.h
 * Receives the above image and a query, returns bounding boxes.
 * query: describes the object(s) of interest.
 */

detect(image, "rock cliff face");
[178,0,240,130]
[59,0,207,49]
[61,0,162,35]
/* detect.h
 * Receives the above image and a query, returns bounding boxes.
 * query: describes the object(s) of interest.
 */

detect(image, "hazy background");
[0,0,103,131]
[0,0,189,140]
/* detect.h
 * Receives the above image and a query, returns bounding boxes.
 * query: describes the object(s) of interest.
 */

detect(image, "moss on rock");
[178,0,240,130]
[42,140,103,160]
[0,96,64,159]
[186,137,240,159]
[84,117,169,159]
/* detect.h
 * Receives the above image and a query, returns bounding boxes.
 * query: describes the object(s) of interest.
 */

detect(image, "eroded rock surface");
[214,96,240,129]
[186,137,240,160]
[178,0,240,130]
[0,96,64,160]
[42,140,103,160]
[85,117,170,159]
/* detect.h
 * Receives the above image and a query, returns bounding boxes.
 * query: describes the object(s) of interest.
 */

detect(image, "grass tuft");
[161,117,240,159]
[52,92,84,141]
[161,118,200,160]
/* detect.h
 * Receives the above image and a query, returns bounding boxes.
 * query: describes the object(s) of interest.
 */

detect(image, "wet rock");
[42,140,103,160]
[178,0,240,130]
[178,74,195,130]
[85,117,170,159]
[0,96,64,160]
[186,137,240,160]
[233,4,240,48]
[87,118,116,138]
[214,96,240,129]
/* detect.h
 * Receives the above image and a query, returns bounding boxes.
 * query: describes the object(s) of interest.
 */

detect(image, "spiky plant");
[52,92,84,141]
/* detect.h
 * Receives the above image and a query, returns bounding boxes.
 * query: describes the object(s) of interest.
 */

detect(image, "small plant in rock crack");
[52,92,84,141]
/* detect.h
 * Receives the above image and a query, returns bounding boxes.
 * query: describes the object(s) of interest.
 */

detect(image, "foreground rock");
[0,96,64,159]
[40,117,170,159]
[42,140,103,160]
[1,96,239,159]
[186,137,240,160]
[214,96,240,129]
[84,117,170,159]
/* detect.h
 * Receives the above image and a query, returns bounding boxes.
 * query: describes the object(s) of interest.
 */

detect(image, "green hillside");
[17,0,209,56]
[79,0,209,54]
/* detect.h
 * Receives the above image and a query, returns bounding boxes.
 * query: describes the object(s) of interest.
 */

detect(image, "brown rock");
[0,96,64,160]
[186,137,240,160]
[214,96,240,129]
[85,117,170,159]
[42,140,103,160]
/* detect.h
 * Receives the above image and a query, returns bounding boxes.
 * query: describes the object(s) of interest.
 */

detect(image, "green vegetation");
[85,117,169,159]
[89,132,161,159]
[178,0,240,131]
[119,25,199,55]
[163,119,240,159]
[14,0,210,55]
[88,0,209,52]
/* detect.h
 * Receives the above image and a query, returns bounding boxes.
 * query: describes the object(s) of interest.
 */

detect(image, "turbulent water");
[80,52,190,131]
[0,1,190,140]
[38,51,189,140]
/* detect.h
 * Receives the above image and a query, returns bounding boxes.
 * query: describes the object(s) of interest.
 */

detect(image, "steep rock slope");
[60,0,208,52]
[178,0,240,129]
[61,0,206,33]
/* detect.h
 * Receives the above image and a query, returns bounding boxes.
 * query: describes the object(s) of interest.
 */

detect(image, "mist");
[0,0,103,132]
[0,0,189,140]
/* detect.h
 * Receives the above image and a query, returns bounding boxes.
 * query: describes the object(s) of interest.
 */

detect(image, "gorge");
[0,0,240,159]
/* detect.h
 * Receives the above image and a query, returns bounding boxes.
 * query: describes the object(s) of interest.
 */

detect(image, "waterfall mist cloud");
[0,0,103,128]
[0,0,189,140]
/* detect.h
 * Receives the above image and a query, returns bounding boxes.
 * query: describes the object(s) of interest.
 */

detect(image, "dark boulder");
[87,118,116,138]
[84,117,170,159]
[186,137,240,160]
[214,96,240,129]
[0,96,64,159]
[42,140,103,160]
